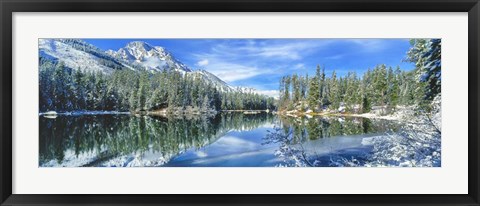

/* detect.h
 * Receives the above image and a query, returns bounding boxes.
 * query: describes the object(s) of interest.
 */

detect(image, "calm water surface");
[39,112,399,167]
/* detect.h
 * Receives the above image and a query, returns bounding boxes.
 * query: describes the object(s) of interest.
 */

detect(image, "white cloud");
[206,62,268,82]
[195,151,208,158]
[196,59,209,66]
[255,90,279,99]
[211,40,333,60]
[193,52,275,82]
[293,63,305,70]
[191,39,334,89]
[214,136,257,150]
[347,39,388,52]
[324,54,344,60]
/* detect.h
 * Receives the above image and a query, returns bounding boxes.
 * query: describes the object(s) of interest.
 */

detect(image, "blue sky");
[84,39,415,98]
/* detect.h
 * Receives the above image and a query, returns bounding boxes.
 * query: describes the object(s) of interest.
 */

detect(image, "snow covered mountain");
[189,70,235,93]
[106,41,192,73]
[39,39,134,73]
[39,39,242,94]
[108,41,236,92]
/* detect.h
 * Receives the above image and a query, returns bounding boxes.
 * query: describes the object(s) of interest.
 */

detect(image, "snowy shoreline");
[39,109,271,117]
[39,111,130,116]
[39,109,406,121]
[280,105,416,121]
[331,112,400,120]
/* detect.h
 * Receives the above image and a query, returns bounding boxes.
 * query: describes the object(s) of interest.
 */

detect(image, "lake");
[39,112,399,167]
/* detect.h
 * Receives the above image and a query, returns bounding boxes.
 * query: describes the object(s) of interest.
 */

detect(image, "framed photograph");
[1,0,479,205]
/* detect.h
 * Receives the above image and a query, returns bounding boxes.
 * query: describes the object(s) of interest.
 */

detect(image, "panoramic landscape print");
[39,38,441,167]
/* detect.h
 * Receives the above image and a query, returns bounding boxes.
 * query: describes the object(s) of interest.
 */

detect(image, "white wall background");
[12,12,468,194]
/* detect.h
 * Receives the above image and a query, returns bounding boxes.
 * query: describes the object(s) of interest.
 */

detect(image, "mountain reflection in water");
[39,112,398,167]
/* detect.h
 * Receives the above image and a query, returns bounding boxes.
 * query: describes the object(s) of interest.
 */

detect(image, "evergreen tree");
[129,89,138,111]
[300,75,308,100]
[422,39,441,101]
[292,74,301,103]
[319,66,327,106]
[361,69,373,113]
[387,66,401,110]
[202,95,210,111]
[344,71,359,112]
[328,70,340,110]
[373,64,388,106]
[308,66,321,111]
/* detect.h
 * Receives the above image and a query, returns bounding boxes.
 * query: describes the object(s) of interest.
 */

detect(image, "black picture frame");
[1,0,479,205]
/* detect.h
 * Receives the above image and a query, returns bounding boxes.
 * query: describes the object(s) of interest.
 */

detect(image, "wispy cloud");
[255,90,279,99]
[324,54,344,60]
[293,63,305,70]
[195,151,208,158]
[204,62,271,82]
[210,40,332,60]
[196,59,209,66]
[192,40,332,84]
[213,136,258,151]
[346,39,390,52]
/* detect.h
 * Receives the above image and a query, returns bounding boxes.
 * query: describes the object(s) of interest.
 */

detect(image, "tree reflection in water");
[39,113,398,167]
[39,112,275,167]
[263,116,399,167]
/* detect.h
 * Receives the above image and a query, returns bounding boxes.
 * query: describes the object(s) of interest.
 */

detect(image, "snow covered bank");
[334,96,442,167]
[341,106,415,121]
[269,96,441,167]
[281,105,415,121]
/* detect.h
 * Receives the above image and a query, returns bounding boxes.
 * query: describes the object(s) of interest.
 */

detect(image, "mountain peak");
[126,41,154,51]
[111,41,191,72]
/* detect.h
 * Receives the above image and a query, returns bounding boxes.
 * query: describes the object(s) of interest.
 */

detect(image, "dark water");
[39,112,399,167]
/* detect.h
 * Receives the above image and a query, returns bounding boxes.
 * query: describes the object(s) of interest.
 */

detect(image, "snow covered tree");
[292,74,301,103]
[318,66,327,106]
[421,39,441,101]
[202,95,210,111]
[308,66,321,111]
[387,66,401,111]
[284,76,291,109]
[406,39,442,109]
[344,71,360,112]
[373,64,388,106]
[300,75,308,100]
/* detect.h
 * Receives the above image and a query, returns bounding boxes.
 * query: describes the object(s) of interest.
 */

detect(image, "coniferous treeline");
[39,58,276,113]
[278,39,441,114]
[278,64,409,113]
